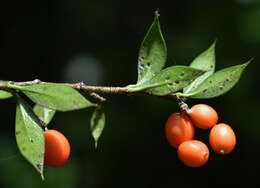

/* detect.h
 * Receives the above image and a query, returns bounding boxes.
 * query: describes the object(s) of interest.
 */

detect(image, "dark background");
[0,0,259,187]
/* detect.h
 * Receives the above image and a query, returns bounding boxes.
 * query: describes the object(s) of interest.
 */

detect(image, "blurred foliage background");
[0,0,260,187]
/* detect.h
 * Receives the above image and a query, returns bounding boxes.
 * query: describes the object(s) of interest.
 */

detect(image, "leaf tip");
[213,38,217,46]
[41,173,45,181]
[209,39,217,51]
[242,59,252,69]
[154,9,160,18]
[247,58,253,64]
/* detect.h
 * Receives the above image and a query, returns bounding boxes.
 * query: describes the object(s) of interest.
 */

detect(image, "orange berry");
[44,130,71,167]
[165,112,195,148]
[209,123,236,155]
[177,140,209,167]
[188,104,218,129]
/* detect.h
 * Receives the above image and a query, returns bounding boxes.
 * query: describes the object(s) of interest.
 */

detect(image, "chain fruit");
[44,130,71,167]
[177,140,209,167]
[165,112,195,148]
[188,104,218,129]
[209,123,236,155]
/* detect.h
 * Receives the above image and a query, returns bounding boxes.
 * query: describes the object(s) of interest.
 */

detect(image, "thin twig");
[0,80,179,102]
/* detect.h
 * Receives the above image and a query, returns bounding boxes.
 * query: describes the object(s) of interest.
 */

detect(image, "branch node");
[155,9,160,17]
[176,96,190,113]
[33,79,42,84]
[79,82,85,90]
[89,92,106,103]
[8,81,15,85]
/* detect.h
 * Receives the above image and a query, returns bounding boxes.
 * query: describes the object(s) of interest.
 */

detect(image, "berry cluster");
[43,104,236,168]
[165,104,236,167]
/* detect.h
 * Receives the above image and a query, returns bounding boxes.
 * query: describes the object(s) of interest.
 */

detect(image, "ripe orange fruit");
[165,112,195,148]
[188,104,218,129]
[209,123,236,155]
[44,130,71,167]
[177,140,209,167]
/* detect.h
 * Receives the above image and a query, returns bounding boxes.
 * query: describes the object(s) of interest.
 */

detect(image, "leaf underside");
[90,107,105,148]
[182,61,250,99]
[15,96,45,180]
[183,42,216,94]
[129,66,204,96]
[33,104,56,125]
[137,13,167,85]
[8,83,94,111]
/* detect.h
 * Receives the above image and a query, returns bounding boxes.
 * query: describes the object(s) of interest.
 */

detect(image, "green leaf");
[129,66,204,96]
[8,83,94,111]
[183,41,216,94]
[90,106,105,148]
[137,12,167,84]
[0,81,12,99]
[0,90,12,99]
[15,95,45,180]
[33,104,56,125]
[179,61,250,99]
